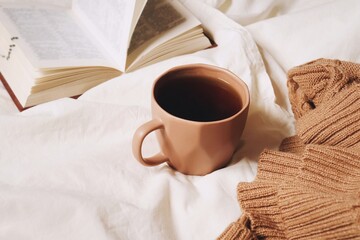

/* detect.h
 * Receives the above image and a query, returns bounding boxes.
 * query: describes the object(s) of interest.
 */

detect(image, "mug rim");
[152,63,250,125]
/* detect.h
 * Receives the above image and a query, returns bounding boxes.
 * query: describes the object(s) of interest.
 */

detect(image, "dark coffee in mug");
[154,76,242,122]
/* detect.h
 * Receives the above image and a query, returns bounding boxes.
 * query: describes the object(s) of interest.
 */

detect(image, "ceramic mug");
[132,64,250,175]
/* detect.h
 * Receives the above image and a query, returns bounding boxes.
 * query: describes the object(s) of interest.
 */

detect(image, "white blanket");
[1,0,360,239]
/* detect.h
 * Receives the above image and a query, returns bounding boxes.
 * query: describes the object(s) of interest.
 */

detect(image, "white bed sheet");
[0,0,359,239]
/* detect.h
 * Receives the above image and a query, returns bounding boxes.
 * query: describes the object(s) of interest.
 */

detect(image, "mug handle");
[132,119,168,166]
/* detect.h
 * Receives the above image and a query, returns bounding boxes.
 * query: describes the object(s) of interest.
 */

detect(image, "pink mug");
[132,64,250,175]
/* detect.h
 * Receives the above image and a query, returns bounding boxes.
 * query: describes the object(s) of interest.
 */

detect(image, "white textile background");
[0,0,359,239]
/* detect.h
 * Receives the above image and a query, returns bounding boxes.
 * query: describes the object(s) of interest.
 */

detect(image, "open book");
[0,0,213,110]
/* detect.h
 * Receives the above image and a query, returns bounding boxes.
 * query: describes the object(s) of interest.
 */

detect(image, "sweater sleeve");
[232,145,360,240]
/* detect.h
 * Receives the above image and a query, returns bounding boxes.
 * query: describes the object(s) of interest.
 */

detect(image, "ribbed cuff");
[235,145,360,239]
[217,215,255,240]
[296,85,360,148]
[256,149,302,181]
[298,145,360,193]
[275,145,360,239]
[237,181,286,239]
[277,184,360,240]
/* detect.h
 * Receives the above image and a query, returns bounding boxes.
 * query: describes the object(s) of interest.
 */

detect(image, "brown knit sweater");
[218,59,360,240]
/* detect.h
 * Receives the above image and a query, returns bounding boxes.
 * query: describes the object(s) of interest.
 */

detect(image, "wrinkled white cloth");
[0,0,359,239]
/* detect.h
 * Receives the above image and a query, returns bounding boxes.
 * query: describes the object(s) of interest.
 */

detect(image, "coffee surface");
[155,76,241,122]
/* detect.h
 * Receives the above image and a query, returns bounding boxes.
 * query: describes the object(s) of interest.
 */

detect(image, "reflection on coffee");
[155,76,242,122]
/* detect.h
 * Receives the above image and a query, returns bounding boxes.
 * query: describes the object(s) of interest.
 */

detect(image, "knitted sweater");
[218,59,360,240]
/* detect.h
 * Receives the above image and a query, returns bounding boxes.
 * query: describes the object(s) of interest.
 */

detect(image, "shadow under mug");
[132,64,250,175]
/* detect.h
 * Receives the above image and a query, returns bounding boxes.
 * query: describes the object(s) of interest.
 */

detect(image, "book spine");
[0,72,25,111]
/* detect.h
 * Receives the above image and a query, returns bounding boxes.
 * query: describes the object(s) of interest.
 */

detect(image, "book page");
[72,0,139,71]
[130,0,148,43]
[0,5,116,69]
[128,0,186,54]
[126,0,206,70]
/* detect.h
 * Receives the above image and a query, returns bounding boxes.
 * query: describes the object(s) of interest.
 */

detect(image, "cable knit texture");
[218,59,360,240]
[287,58,360,119]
